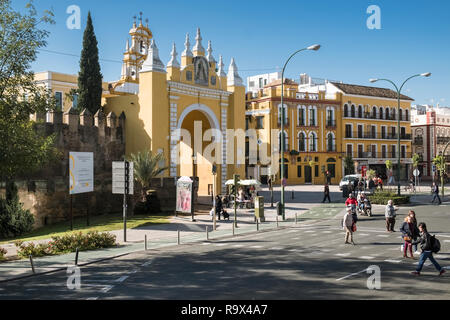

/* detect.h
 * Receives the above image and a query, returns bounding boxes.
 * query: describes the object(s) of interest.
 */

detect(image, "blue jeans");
[416,251,443,272]
[432,193,441,204]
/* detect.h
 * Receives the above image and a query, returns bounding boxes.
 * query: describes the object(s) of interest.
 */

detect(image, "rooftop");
[331,82,414,101]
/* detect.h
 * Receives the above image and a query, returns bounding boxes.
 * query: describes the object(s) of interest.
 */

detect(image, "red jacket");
[345,198,357,206]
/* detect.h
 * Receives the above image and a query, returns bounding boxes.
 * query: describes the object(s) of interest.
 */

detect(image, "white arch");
[177,103,221,130]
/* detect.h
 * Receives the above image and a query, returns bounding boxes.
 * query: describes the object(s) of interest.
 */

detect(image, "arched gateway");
[103,23,246,195]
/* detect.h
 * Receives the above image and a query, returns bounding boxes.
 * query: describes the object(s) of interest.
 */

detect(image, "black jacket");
[400,222,420,240]
[412,231,432,252]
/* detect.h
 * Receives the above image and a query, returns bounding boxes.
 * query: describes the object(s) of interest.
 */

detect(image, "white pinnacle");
[182,33,193,57]
[227,57,243,86]
[193,27,204,53]
[218,55,226,77]
[206,40,216,63]
[167,42,180,68]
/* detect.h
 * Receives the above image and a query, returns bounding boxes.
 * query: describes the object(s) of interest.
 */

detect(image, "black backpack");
[430,235,441,253]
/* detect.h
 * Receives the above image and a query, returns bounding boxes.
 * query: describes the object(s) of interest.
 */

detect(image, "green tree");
[433,155,446,197]
[343,155,355,175]
[77,11,102,114]
[0,0,56,181]
[129,150,168,200]
[411,153,420,169]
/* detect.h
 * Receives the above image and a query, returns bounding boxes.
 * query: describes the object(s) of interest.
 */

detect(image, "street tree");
[433,155,446,198]
[77,11,103,115]
[343,155,354,175]
[0,0,57,181]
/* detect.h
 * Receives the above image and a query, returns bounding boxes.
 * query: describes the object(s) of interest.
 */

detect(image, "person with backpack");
[431,182,442,205]
[342,207,356,245]
[411,222,446,276]
[400,216,419,259]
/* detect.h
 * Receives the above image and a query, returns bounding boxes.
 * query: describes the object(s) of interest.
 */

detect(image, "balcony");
[343,112,410,122]
[344,131,411,140]
[344,152,412,159]
[326,120,337,128]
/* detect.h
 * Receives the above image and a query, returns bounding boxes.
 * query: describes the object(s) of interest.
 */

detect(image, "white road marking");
[360,256,375,260]
[358,233,370,236]
[270,247,284,250]
[86,297,99,300]
[287,230,298,233]
[232,244,244,248]
[444,240,450,243]
[385,259,402,263]
[322,231,333,234]
[215,243,227,246]
[201,242,211,245]
[100,285,114,293]
[128,269,139,274]
[377,235,390,238]
[335,253,351,257]
[115,276,129,283]
[292,237,300,240]
[288,249,303,252]
[249,245,264,249]
[304,231,316,233]
[336,268,368,281]
[141,260,152,267]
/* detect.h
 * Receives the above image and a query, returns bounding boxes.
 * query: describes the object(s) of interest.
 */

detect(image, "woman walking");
[400,216,419,259]
[343,207,355,245]
[408,210,420,254]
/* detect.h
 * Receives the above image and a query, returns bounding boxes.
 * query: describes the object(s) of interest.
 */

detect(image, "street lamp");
[369,73,431,196]
[280,44,321,220]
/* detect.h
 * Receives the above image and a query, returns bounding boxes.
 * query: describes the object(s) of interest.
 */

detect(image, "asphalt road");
[1,204,449,300]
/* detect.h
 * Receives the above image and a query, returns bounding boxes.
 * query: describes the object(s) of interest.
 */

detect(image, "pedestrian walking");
[431,182,441,205]
[343,208,356,245]
[385,200,397,232]
[215,195,222,220]
[326,170,331,185]
[411,222,446,276]
[322,184,331,203]
[400,216,419,259]
[408,210,420,254]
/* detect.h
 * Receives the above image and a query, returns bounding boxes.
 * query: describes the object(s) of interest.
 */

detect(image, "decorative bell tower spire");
[227,57,243,87]
[192,28,204,55]
[182,33,193,57]
[206,40,216,64]
[167,42,180,68]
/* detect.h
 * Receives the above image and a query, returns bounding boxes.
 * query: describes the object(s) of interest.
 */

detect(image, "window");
[308,106,316,126]
[357,125,363,138]
[327,133,335,151]
[297,165,302,177]
[298,106,305,126]
[372,106,377,118]
[347,144,353,156]
[382,145,387,158]
[72,93,78,108]
[186,71,192,81]
[344,104,348,117]
[259,78,263,88]
[279,131,289,151]
[381,126,386,139]
[390,145,396,158]
[358,105,363,118]
[249,81,255,87]
[298,132,306,151]
[309,132,317,152]
[385,107,390,120]
[401,145,406,158]
[399,109,403,121]
[371,125,376,139]
[345,124,352,138]
[315,165,319,177]
[327,164,336,178]
[379,107,383,120]
[54,91,62,110]
[256,116,264,129]
[278,104,288,123]
[351,105,356,118]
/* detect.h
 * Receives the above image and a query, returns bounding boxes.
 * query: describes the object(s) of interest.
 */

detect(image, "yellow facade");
[103,25,246,195]
[245,80,343,185]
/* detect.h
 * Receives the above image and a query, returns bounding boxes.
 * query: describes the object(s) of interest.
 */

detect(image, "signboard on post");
[176,176,193,214]
[112,161,134,194]
[413,169,420,177]
[69,152,94,195]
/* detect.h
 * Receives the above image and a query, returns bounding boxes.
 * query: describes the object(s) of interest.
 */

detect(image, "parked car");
[339,174,362,191]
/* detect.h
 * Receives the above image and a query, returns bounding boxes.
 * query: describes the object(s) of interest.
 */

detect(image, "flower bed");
[368,191,410,205]
[14,231,117,258]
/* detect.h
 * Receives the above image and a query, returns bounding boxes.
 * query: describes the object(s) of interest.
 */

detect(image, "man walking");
[343,207,355,245]
[431,182,441,205]
[322,184,331,203]
[411,222,446,276]
[385,199,397,232]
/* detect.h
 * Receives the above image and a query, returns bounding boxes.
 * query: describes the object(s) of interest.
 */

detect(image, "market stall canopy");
[224,179,261,186]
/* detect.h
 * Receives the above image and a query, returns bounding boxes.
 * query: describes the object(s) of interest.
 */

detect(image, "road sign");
[69,152,94,195]
[413,169,420,177]
[112,161,134,194]
[432,165,436,172]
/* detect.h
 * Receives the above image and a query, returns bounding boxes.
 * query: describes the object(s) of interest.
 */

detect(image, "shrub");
[0,181,34,238]
[14,241,51,258]
[50,231,117,253]
[0,247,7,260]
[369,191,410,205]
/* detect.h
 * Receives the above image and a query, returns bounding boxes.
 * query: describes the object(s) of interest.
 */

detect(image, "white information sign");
[69,152,94,194]
[112,161,134,195]
[413,169,420,177]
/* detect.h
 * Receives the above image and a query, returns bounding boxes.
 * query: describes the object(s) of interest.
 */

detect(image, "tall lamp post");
[280,44,321,220]
[370,73,431,196]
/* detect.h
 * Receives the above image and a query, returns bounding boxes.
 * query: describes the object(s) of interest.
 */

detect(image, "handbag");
[352,223,357,232]
[404,236,411,242]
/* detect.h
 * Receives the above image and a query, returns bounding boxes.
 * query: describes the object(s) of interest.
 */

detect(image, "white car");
[339,174,362,191]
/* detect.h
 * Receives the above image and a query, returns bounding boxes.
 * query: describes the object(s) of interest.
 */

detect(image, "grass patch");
[0,213,170,244]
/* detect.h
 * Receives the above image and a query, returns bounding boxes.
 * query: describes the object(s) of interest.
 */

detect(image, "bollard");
[232,222,235,236]
[145,234,147,251]
[292,190,294,199]
[75,248,79,266]
[29,255,35,274]
[276,214,279,228]
[177,230,180,245]
[206,226,209,240]
[256,219,259,231]
[295,212,298,224]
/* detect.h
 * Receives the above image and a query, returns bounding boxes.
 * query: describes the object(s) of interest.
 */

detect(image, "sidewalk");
[0,200,345,283]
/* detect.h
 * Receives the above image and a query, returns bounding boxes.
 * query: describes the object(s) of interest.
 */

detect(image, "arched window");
[385,107,390,120]
[379,107,383,119]
[351,105,356,118]
[278,104,288,123]
[392,108,396,120]
[298,132,306,152]
[405,109,409,121]
[278,130,289,151]
[297,105,306,126]
[308,106,317,126]
[344,104,348,117]
[327,132,335,151]
[358,105,363,118]
[309,132,317,152]
[399,109,403,121]
[372,106,377,118]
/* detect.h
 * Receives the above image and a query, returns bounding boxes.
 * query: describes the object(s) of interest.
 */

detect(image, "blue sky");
[13,0,450,105]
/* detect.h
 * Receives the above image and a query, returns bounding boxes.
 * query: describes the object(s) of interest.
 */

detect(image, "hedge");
[368,191,410,205]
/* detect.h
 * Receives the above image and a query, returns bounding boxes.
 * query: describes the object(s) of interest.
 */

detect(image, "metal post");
[256,219,259,231]
[397,93,401,196]
[213,173,217,231]
[123,160,127,243]
[75,248,79,266]
[144,234,147,250]
[206,226,209,240]
[291,190,294,199]
[233,174,239,228]
[276,214,279,228]
[70,194,73,231]
[232,221,235,236]
[295,212,297,224]
[29,255,35,274]
[177,230,180,245]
